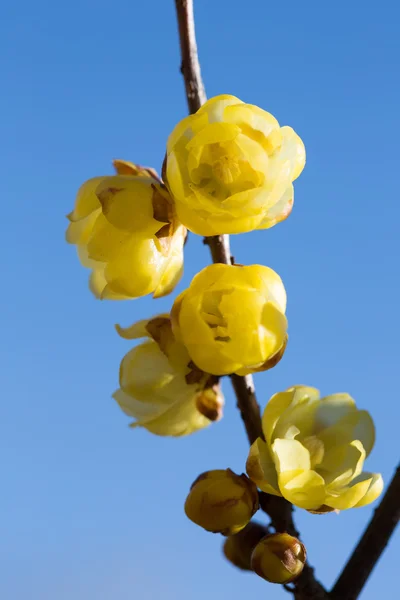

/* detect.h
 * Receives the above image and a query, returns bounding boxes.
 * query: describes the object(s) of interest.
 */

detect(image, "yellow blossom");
[251,533,306,584]
[246,386,383,511]
[171,263,288,376]
[66,160,186,300]
[165,94,305,235]
[113,315,224,436]
[184,469,259,535]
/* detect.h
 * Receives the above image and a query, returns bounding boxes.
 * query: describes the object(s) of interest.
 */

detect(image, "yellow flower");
[184,469,259,535]
[171,263,288,376]
[223,522,268,571]
[66,160,186,300]
[113,315,224,436]
[246,386,383,511]
[165,94,305,235]
[251,533,306,584]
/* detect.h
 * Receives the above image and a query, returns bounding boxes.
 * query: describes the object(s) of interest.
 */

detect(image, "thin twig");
[230,373,263,444]
[203,234,231,264]
[173,2,328,598]
[174,0,206,113]
[330,464,400,600]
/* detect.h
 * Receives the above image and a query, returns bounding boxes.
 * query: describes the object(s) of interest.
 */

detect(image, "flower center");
[200,290,233,343]
[188,140,263,201]
[212,156,241,185]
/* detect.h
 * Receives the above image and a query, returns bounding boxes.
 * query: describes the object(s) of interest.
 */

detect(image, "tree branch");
[203,234,232,264]
[173,2,328,598]
[330,463,400,600]
[174,0,206,114]
[230,373,263,444]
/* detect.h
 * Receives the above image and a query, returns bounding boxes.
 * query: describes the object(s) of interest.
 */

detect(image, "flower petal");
[272,439,311,473]
[186,122,241,149]
[246,438,280,496]
[120,342,175,394]
[167,113,197,154]
[86,213,132,262]
[104,236,162,298]
[314,393,357,432]
[115,319,160,341]
[271,126,306,182]
[273,393,319,442]
[96,175,158,233]
[354,472,384,508]
[257,185,294,230]
[279,470,326,510]
[166,150,188,202]
[325,475,374,510]
[113,389,167,421]
[179,296,240,375]
[318,409,375,457]
[153,225,186,299]
[224,103,281,153]
[69,177,105,221]
[262,386,319,446]
[65,210,100,244]
[321,440,366,489]
[196,94,242,121]
[88,268,129,300]
[353,410,376,457]
[141,395,211,436]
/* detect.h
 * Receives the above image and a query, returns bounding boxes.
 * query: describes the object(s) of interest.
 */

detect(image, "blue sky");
[1,1,399,598]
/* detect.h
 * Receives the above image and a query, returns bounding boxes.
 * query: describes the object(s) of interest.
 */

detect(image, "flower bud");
[195,377,224,422]
[184,469,259,535]
[223,522,269,571]
[251,533,306,584]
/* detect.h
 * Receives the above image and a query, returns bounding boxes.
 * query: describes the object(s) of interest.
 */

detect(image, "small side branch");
[330,464,400,600]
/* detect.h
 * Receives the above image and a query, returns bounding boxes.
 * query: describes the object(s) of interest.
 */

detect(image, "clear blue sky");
[1,1,399,598]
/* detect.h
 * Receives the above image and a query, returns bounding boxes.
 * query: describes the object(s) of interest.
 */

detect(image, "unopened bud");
[223,522,269,571]
[184,469,259,535]
[195,377,224,422]
[251,533,306,584]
